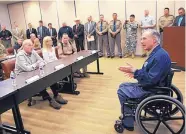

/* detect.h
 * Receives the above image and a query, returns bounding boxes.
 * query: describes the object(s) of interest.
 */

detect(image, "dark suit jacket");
[26,28,37,39]
[37,26,49,39]
[48,28,57,46]
[173,15,185,26]
[73,24,84,40]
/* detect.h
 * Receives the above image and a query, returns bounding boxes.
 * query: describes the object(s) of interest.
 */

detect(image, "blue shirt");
[178,16,183,26]
[134,45,171,87]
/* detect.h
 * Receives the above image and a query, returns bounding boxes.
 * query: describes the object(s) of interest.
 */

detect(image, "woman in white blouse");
[41,36,68,109]
[42,36,58,63]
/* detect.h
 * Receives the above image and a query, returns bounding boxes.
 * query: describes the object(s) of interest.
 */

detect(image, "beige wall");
[7,0,185,55]
[0,4,11,31]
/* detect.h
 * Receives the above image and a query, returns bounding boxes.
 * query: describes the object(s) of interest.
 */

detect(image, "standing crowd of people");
[0,7,185,59]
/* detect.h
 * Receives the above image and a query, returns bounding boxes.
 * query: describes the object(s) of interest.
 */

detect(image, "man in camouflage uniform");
[96,14,110,57]
[109,13,122,58]
[0,42,6,57]
[123,14,138,59]
[158,7,175,46]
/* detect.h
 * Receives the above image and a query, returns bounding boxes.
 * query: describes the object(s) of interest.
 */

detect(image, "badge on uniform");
[144,62,148,67]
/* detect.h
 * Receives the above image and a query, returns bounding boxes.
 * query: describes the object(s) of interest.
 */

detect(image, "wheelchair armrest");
[138,84,173,91]
[171,62,177,65]
[171,68,181,72]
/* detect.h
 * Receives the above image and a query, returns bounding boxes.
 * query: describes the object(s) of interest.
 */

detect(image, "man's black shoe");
[111,56,115,58]
[124,125,134,131]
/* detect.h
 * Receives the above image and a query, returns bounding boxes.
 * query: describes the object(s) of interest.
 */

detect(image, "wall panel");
[23,1,41,29]
[40,1,59,30]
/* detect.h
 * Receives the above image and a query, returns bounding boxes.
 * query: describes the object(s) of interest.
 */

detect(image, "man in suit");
[73,18,84,52]
[58,22,73,41]
[26,23,37,39]
[117,30,171,131]
[173,7,185,26]
[48,23,57,46]
[84,16,97,50]
[37,20,49,47]
[12,21,24,43]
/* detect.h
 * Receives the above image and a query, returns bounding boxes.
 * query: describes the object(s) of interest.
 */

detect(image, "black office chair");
[114,63,185,134]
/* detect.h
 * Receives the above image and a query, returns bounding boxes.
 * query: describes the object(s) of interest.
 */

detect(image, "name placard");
[25,75,40,84]
[76,56,84,60]
[7,55,16,59]
[91,50,97,54]
[54,64,65,70]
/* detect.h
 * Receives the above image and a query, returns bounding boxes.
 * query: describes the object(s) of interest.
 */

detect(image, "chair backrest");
[1,58,16,79]
[164,70,175,87]
[55,47,59,59]
[36,49,43,58]
[6,47,14,55]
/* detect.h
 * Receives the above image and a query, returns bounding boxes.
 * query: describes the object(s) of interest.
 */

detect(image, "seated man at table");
[14,38,23,53]
[58,33,89,77]
[15,39,68,110]
[117,30,171,131]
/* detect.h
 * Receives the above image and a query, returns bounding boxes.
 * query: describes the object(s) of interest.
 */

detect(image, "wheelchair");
[114,64,185,134]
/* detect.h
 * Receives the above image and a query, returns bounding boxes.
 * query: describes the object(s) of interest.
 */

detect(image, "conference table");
[0,50,103,134]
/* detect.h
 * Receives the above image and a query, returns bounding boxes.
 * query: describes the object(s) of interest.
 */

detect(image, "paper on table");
[91,50,97,54]
[76,56,84,60]
[25,75,40,84]
[54,64,65,70]
[7,55,15,59]
[87,36,95,42]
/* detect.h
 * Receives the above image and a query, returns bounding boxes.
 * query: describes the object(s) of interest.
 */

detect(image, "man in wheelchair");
[117,29,172,131]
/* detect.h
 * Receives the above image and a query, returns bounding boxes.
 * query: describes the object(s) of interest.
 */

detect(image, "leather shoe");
[124,125,134,131]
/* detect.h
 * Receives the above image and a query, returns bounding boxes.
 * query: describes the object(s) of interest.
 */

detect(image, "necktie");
[16,28,18,34]
[178,16,183,26]
[100,22,103,32]
[113,21,116,32]
[40,27,42,37]
[76,25,78,33]
[50,29,52,36]
[88,22,91,33]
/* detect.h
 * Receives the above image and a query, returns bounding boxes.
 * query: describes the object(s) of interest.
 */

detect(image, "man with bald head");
[117,30,171,131]
[30,33,36,44]
[0,25,12,48]
[58,22,73,41]
[140,10,156,57]
[15,39,68,110]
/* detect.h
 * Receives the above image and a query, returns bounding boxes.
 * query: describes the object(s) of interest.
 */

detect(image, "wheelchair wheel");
[135,95,185,134]
[114,120,124,133]
[170,84,183,103]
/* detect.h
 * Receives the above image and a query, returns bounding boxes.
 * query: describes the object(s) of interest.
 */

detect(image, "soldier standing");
[109,13,122,58]
[96,14,110,58]
[123,14,138,59]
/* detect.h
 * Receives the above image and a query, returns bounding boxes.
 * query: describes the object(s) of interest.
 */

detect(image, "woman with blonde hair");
[42,36,57,63]
[42,36,68,108]
[33,38,41,50]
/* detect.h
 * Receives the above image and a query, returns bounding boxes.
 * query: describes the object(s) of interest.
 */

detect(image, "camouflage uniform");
[123,21,138,55]
[0,43,6,56]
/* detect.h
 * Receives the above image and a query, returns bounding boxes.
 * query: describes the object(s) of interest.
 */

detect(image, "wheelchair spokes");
[135,95,185,134]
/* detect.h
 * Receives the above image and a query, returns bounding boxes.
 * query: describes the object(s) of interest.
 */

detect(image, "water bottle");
[39,62,45,77]
[10,71,16,87]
